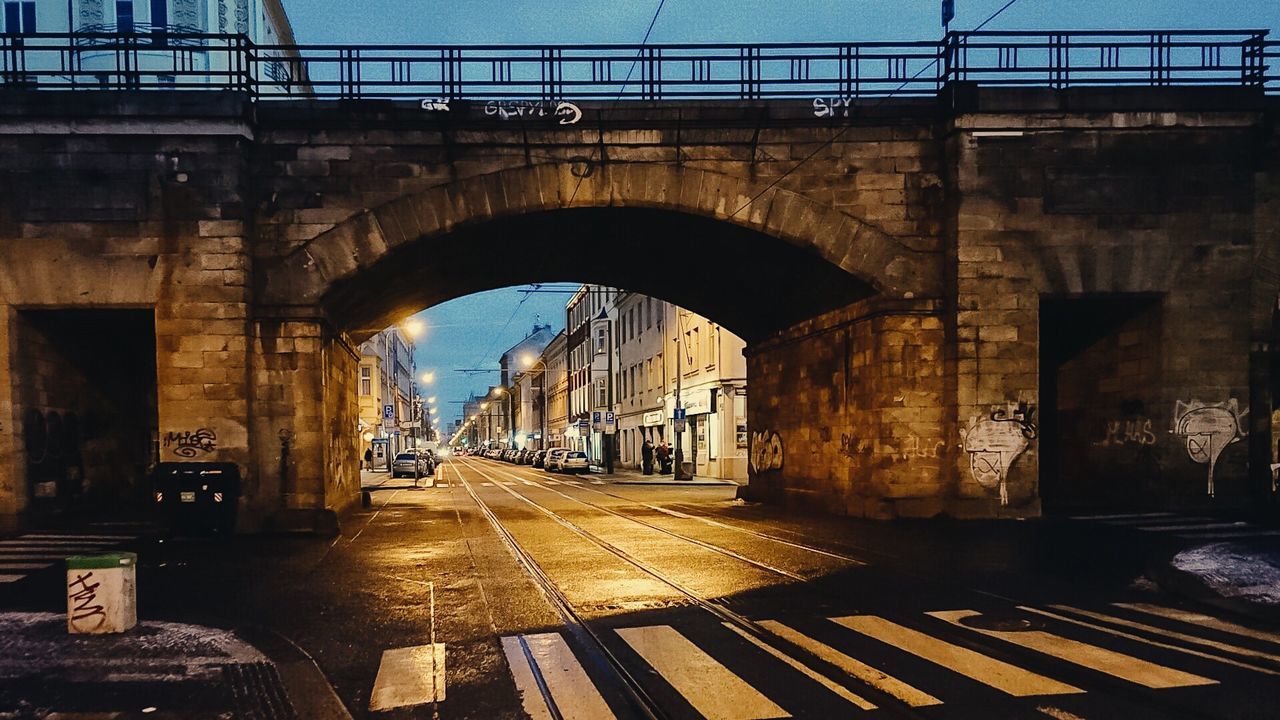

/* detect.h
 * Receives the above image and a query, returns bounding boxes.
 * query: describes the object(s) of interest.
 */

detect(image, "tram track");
[456,456,929,719]
[455,457,1217,720]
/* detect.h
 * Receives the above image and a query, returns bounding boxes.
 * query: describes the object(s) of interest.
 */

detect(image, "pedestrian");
[656,442,672,474]
[641,438,655,475]
[364,447,373,471]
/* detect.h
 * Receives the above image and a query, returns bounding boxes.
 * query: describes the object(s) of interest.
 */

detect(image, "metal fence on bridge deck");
[0,30,1276,101]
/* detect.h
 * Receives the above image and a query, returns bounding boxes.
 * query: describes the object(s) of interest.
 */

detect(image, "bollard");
[66,552,138,635]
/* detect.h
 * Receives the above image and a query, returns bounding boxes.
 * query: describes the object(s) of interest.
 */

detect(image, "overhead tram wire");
[566,0,670,206]
[727,0,1025,221]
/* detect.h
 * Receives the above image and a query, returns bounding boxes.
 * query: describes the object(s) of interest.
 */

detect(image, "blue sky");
[278,0,1279,424]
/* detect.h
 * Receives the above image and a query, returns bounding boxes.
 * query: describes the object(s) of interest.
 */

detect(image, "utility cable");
[728,0,1025,220]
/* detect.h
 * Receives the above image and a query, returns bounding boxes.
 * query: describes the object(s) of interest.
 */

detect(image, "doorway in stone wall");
[1039,295,1164,513]
[15,309,158,521]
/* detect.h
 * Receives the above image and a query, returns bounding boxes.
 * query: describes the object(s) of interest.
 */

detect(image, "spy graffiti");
[750,431,784,474]
[1173,399,1247,497]
[961,403,1037,506]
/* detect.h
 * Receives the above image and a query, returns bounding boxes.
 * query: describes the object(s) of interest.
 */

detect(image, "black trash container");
[152,462,241,536]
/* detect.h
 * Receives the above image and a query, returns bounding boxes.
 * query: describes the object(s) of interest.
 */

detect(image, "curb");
[613,480,738,486]
[237,626,354,720]
[1145,552,1280,625]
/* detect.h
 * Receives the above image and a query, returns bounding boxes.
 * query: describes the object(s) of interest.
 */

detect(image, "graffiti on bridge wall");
[1094,417,1158,447]
[961,402,1037,506]
[1173,399,1247,497]
[163,428,217,458]
[750,431,784,474]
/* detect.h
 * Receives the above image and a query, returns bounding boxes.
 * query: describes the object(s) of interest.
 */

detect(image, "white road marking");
[368,644,446,711]
[481,482,493,487]
[1048,605,1280,666]
[832,615,1083,697]
[1069,512,1176,520]
[20,534,131,540]
[1038,705,1088,720]
[1174,530,1280,540]
[0,575,25,583]
[1115,603,1280,646]
[504,482,517,487]
[760,619,938,707]
[564,480,583,486]
[0,541,110,548]
[501,633,617,720]
[542,479,562,485]
[1137,523,1252,532]
[590,480,605,485]
[1020,607,1280,676]
[522,480,538,486]
[0,555,71,561]
[0,563,53,571]
[616,625,791,719]
[1100,516,1214,526]
[723,623,876,710]
[929,610,1215,688]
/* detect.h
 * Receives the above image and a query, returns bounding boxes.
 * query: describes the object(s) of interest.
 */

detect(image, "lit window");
[595,327,606,354]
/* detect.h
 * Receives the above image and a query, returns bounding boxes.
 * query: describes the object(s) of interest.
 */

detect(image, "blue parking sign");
[383,404,394,419]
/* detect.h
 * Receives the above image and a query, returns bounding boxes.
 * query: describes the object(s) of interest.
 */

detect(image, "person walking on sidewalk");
[364,447,374,471]
[641,439,655,475]
[656,441,672,474]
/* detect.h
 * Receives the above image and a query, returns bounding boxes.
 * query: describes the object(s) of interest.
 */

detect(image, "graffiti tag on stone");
[1095,418,1157,447]
[419,98,451,112]
[961,402,1037,506]
[750,431,784,474]
[812,97,854,118]
[483,99,583,125]
[1174,399,1247,497]
[67,571,105,632]
[163,428,217,458]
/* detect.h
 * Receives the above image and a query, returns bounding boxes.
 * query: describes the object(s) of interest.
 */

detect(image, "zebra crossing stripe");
[590,480,605,485]
[0,555,71,561]
[928,610,1216,688]
[722,623,877,711]
[1101,516,1215,526]
[0,575,23,583]
[368,644,446,711]
[1175,530,1280,540]
[1048,605,1280,666]
[1020,606,1280,677]
[759,619,939,707]
[832,615,1083,697]
[0,563,53,571]
[1115,603,1280,647]
[500,634,617,720]
[20,534,130,540]
[616,625,790,720]
[1137,522,1251,532]
[1069,512,1175,521]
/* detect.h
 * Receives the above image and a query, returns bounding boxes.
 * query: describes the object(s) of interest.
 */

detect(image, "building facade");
[541,330,568,449]
[565,286,619,466]
[357,327,416,468]
[614,296,748,481]
[499,323,555,448]
[3,0,302,91]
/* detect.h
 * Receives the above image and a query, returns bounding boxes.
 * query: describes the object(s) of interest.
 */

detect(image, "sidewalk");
[590,465,738,486]
[0,612,349,719]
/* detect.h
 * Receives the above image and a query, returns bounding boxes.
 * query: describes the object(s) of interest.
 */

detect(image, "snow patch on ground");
[0,612,266,679]
[1171,542,1280,606]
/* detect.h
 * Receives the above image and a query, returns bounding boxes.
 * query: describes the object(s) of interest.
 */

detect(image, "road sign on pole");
[604,411,616,434]
[383,404,394,419]
[592,411,603,431]
[673,407,687,432]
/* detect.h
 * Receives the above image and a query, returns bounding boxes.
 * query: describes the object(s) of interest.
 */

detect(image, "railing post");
[1243,31,1266,87]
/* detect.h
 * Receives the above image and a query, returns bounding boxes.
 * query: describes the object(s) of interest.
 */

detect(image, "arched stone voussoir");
[269,162,940,306]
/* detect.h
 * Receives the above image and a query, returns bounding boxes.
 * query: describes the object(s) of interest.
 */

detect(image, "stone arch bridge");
[0,86,1278,531]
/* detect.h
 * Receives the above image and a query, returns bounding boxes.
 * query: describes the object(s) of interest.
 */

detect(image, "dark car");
[391,452,433,478]
[531,450,547,468]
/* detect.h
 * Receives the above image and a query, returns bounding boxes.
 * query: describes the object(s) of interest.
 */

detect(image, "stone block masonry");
[0,89,1276,528]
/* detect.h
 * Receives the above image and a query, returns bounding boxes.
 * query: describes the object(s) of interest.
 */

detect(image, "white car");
[543,449,568,471]
[560,450,588,474]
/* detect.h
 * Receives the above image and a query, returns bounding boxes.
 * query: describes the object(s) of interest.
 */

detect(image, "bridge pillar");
[0,305,20,530]
[743,298,954,518]
[248,314,360,533]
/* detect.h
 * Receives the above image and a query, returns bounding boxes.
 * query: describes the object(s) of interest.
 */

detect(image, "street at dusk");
[2,0,1280,717]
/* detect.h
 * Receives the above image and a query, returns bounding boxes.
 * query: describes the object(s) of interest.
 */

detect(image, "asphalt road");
[3,457,1280,719]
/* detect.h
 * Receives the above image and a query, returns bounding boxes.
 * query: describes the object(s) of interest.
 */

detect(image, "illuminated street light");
[427,396,437,404]
[403,318,425,339]
[421,371,436,384]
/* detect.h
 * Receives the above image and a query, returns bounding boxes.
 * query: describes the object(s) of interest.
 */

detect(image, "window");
[646,298,652,329]
[3,1,35,33]
[629,309,636,339]
[150,0,167,28]
[116,0,135,31]
[596,379,606,407]
[595,326,606,354]
[360,367,372,396]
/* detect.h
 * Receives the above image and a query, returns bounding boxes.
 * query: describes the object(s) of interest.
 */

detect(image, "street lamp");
[492,387,515,449]
[403,318,425,339]
[421,371,436,385]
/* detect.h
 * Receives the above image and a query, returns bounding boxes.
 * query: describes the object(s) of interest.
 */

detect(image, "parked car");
[560,451,589,474]
[521,450,536,465]
[544,449,568,472]
[531,450,547,468]
[391,452,433,478]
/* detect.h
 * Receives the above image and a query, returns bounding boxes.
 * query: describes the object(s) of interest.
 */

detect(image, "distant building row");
[459,287,748,482]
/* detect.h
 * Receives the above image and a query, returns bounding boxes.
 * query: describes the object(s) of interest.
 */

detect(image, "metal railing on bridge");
[1,29,1275,100]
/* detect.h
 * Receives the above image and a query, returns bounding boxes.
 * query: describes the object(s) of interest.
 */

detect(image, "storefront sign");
[643,410,665,426]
